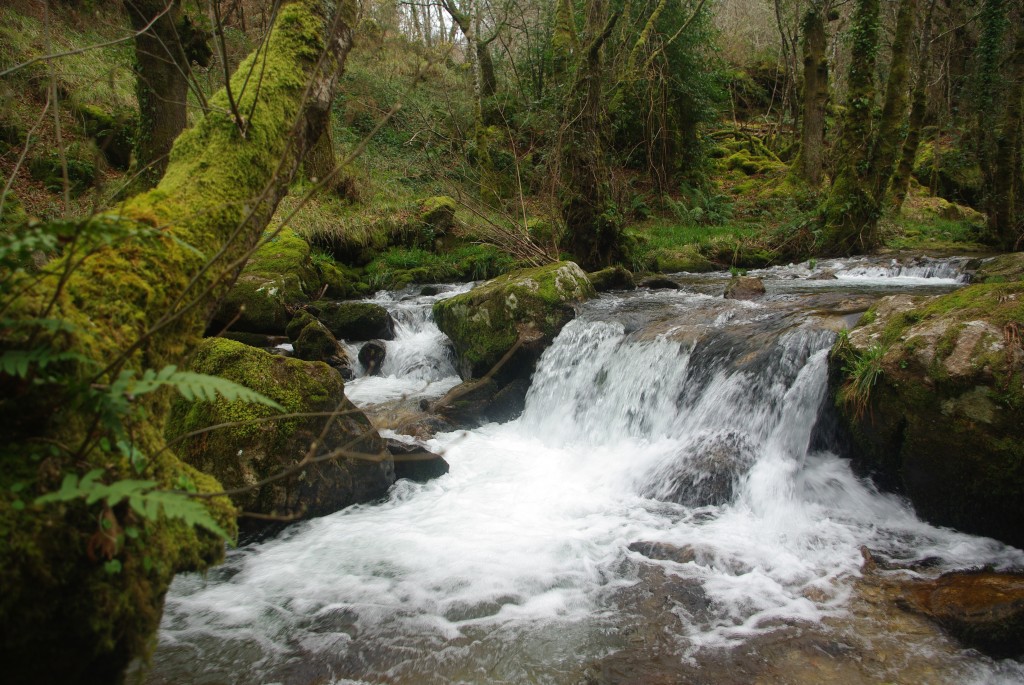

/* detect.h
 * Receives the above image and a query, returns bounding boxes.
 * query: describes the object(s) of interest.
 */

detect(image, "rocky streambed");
[141,255,1024,684]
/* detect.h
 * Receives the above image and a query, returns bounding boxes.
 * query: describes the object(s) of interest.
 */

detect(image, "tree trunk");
[798,6,829,187]
[867,0,919,203]
[125,0,190,190]
[989,24,1024,250]
[891,0,937,210]
[559,0,621,270]
[304,124,336,183]
[794,6,827,187]
[818,0,917,255]
[0,1,356,681]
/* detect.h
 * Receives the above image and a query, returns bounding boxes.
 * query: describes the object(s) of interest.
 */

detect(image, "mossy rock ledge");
[828,255,1024,547]
[431,262,594,425]
[210,229,323,335]
[168,338,394,526]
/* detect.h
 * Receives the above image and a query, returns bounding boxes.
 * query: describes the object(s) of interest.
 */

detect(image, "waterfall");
[143,266,1024,685]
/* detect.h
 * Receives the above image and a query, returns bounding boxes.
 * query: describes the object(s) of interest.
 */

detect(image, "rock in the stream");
[829,253,1024,548]
[168,338,394,528]
[588,265,636,292]
[292,318,354,379]
[432,377,531,427]
[898,570,1024,658]
[433,261,594,381]
[358,340,387,375]
[310,300,395,341]
[386,438,450,482]
[641,431,758,507]
[724,275,766,300]
[638,276,680,290]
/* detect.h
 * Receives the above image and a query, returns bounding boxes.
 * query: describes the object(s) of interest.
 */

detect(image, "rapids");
[143,257,1024,685]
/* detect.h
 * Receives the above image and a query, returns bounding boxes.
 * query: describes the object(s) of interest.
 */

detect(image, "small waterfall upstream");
[146,260,1024,685]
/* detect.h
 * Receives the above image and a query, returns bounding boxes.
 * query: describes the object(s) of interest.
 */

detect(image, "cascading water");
[143,260,1024,685]
[341,285,470,406]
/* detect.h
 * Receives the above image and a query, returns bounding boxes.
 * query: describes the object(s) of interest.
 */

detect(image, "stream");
[145,256,1024,685]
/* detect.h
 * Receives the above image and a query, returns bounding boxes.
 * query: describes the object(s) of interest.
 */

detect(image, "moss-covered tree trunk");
[125,0,189,189]
[818,0,917,255]
[0,1,356,681]
[891,0,936,210]
[989,23,1024,250]
[797,6,829,187]
[304,124,336,183]
[558,0,621,270]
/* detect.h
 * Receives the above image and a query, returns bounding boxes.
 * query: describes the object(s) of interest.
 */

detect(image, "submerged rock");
[724,275,766,300]
[642,431,758,507]
[168,338,394,528]
[385,437,450,482]
[829,254,1024,547]
[638,276,680,290]
[898,570,1024,658]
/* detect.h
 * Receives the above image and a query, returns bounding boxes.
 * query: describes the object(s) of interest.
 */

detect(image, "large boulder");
[433,261,595,381]
[168,338,394,526]
[431,261,594,427]
[828,254,1024,547]
[210,229,323,335]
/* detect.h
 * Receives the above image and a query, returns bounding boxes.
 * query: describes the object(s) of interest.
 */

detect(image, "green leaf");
[11,499,25,511]
[121,366,283,411]
[103,559,122,574]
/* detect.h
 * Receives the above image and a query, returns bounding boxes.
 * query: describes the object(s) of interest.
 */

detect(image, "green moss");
[433,261,594,379]
[168,338,391,519]
[0,1,353,677]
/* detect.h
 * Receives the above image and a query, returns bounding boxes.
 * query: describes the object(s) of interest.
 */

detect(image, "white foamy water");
[342,285,469,406]
[147,266,1024,684]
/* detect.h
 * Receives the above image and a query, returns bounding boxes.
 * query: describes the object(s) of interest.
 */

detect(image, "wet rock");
[358,340,387,375]
[420,285,441,296]
[724,275,766,300]
[167,339,394,529]
[638,276,680,290]
[588,265,637,292]
[898,571,1024,658]
[310,301,396,341]
[432,377,531,428]
[627,541,697,565]
[433,261,594,382]
[642,431,758,507]
[293,319,354,379]
[829,272,1024,547]
[219,331,286,349]
[386,438,450,482]
[807,269,838,281]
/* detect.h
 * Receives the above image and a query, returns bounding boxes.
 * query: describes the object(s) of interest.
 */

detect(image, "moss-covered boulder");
[168,338,393,526]
[828,255,1024,547]
[310,300,395,341]
[433,261,595,381]
[211,229,323,335]
[416,195,457,251]
[912,140,983,208]
[293,318,354,379]
[588,265,636,292]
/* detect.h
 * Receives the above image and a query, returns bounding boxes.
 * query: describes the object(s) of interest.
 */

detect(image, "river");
[144,256,1024,684]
